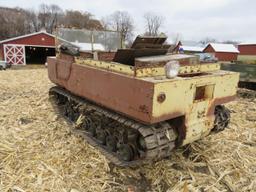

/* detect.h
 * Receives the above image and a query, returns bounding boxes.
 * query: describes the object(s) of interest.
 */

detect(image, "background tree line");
[0,4,166,43]
[0,4,237,46]
[0,4,104,40]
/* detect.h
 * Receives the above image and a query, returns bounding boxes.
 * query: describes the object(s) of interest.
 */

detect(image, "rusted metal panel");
[48,56,239,126]
[113,48,169,66]
[48,57,155,124]
[151,71,239,122]
[131,36,167,48]
[112,49,135,65]
[207,95,236,117]
[113,36,170,65]
[150,71,239,145]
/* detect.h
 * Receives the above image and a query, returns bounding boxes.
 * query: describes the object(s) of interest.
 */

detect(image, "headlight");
[165,61,180,78]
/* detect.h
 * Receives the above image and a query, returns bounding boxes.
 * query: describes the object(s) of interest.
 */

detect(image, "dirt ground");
[0,68,255,192]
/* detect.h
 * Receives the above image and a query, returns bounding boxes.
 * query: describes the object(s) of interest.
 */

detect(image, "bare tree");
[37,4,62,33]
[144,12,164,36]
[101,17,109,30]
[222,40,239,45]
[63,10,102,30]
[0,7,31,40]
[38,4,49,30]
[48,4,63,33]
[26,9,40,32]
[104,11,134,43]
[170,32,182,45]
[64,10,91,28]
[200,37,217,46]
[0,5,103,41]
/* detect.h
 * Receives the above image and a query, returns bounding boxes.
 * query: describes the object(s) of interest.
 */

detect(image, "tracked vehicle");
[47,32,239,166]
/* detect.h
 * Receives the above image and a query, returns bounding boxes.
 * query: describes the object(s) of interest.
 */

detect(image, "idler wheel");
[213,105,230,132]
[106,135,117,152]
[118,144,134,161]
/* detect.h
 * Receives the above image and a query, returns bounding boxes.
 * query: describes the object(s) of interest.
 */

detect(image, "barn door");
[4,44,26,65]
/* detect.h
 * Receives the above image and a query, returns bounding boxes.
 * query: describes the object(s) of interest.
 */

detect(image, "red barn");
[203,43,239,62]
[237,43,256,62]
[0,31,56,65]
[172,40,203,53]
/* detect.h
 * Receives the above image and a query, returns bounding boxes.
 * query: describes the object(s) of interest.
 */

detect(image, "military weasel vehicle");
[47,31,239,166]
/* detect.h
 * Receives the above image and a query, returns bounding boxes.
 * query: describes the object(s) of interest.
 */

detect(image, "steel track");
[49,86,177,167]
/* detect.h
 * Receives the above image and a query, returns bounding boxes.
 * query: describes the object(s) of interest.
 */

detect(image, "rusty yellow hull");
[47,56,239,145]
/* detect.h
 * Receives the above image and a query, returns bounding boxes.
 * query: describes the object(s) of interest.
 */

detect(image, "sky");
[0,0,255,43]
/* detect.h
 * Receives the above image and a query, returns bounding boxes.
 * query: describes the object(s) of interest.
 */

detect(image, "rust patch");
[151,111,184,124]
[48,59,155,124]
[139,105,150,114]
[207,95,236,116]
[214,95,236,105]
